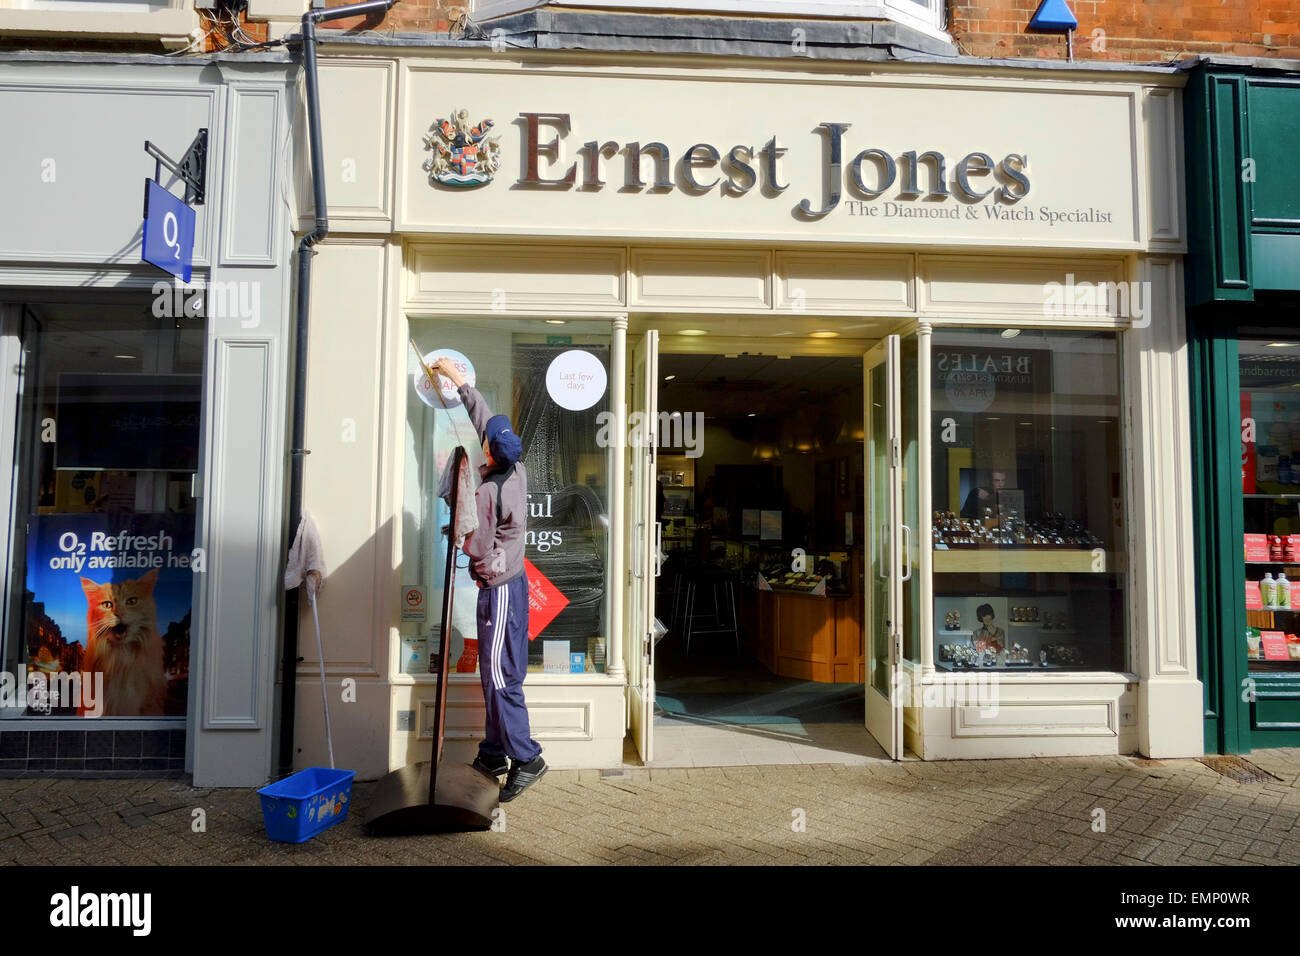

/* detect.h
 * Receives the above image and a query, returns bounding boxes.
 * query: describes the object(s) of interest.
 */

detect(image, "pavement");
[2,747,1298,865]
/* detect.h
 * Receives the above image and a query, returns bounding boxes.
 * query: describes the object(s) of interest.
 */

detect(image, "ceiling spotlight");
[1001,329,1021,338]
[545,319,566,325]
[679,329,708,336]
[747,413,756,417]
[810,330,839,338]
[664,374,676,381]
[1266,342,1295,348]
[115,354,137,359]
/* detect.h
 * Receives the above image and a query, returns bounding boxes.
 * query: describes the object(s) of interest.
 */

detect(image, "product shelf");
[932,550,1124,574]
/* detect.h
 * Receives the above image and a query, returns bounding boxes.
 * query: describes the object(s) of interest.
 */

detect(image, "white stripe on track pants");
[476,573,540,764]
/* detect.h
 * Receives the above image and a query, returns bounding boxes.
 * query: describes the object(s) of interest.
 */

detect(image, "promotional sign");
[542,640,569,674]
[414,348,475,408]
[545,349,608,411]
[1245,534,1269,563]
[23,513,194,717]
[1261,630,1289,661]
[1246,581,1263,610]
[524,558,569,640]
[141,180,196,283]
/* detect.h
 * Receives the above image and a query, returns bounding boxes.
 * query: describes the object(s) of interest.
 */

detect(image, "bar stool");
[683,567,739,656]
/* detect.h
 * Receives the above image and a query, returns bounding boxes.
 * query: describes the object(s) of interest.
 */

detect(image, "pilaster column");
[607,316,628,683]
[1128,255,1203,758]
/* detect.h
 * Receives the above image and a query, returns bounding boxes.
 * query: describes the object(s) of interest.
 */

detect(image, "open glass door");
[868,338,909,764]
[626,329,659,762]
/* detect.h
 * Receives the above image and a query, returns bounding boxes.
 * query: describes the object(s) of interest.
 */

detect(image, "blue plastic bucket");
[257,767,355,844]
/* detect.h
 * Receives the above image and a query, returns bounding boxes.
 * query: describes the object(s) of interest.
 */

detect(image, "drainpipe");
[280,0,398,777]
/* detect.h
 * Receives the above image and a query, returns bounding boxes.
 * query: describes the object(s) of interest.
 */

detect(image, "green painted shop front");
[1186,59,1300,754]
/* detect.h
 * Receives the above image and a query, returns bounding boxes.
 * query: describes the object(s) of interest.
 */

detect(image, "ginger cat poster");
[22,513,194,717]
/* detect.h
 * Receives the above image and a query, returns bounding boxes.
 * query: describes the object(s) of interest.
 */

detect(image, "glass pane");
[930,328,1126,672]
[869,360,890,695]
[901,334,919,665]
[403,318,613,676]
[1239,339,1300,673]
[2,300,203,719]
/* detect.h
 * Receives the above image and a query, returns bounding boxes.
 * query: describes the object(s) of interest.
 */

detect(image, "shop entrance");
[0,296,202,771]
[625,330,918,766]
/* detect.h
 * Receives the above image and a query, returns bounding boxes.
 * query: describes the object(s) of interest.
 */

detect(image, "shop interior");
[1239,336,1300,671]
[0,299,203,720]
[651,349,886,763]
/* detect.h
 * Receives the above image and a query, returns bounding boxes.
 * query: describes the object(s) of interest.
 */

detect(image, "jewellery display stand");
[365,446,500,835]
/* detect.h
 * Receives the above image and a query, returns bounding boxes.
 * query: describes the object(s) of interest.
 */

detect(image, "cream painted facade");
[291,46,1198,778]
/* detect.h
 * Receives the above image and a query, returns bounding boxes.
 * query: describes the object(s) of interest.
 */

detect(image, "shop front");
[1185,58,1300,754]
[0,52,297,786]
[297,43,1199,775]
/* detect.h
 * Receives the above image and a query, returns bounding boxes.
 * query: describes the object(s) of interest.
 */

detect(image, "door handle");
[633,521,643,580]
[900,524,912,582]
[878,523,888,579]
[655,521,663,577]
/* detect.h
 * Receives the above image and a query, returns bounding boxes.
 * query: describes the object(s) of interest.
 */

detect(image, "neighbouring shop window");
[0,301,203,719]
[930,328,1127,672]
[1239,338,1300,672]
[402,319,613,676]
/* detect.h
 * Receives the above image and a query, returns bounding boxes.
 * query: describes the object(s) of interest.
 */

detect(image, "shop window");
[1239,339,1300,672]
[931,328,1127,672]
[402,318,613,676]
[0,301,203,720]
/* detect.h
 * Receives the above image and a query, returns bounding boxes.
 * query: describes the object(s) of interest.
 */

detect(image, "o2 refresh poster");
[22,513,195,717]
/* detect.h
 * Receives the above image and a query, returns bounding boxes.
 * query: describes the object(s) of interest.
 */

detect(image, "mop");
[284,510,334,768]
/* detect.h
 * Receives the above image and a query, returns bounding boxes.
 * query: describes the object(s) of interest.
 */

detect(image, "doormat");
[1196,755,1281,784]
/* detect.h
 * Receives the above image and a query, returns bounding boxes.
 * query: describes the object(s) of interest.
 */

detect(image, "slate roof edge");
[306,26,1184,76]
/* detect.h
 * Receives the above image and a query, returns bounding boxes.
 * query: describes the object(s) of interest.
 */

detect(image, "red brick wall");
[949,0,1300,62]
[316,0,466,34]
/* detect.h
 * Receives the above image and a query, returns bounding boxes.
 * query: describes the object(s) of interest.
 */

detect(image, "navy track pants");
[476,574,541,764]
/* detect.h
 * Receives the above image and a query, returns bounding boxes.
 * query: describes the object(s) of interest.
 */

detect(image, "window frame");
[0,0,199,47]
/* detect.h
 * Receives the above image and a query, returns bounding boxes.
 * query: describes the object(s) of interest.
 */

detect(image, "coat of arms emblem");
[423,109,501,188]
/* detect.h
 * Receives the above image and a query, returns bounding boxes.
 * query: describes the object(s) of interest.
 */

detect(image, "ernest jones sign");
[397,69,1140,246]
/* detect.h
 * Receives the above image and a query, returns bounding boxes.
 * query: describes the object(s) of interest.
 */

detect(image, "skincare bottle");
[1262,573,1278,607]
[1280,573,1292,610]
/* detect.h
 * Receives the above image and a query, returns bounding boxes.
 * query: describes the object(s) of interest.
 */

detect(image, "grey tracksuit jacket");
[458,383,528,588]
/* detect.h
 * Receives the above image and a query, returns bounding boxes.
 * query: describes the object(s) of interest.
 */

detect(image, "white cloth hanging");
[437,450,479,548]
[284,509,326,599]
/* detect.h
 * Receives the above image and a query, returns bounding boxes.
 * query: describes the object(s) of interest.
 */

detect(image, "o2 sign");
[142,179,196,283]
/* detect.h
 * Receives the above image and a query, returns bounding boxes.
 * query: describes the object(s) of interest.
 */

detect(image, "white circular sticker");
[413,348,475,408]
[545,350,607,411]
[943,368,995,413]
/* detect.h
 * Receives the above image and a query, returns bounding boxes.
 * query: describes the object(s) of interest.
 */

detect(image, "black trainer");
[499,754,547,802]
[471,754,509,779]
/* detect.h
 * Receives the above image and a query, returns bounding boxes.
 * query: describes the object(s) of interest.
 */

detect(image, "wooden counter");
[740,587,863,684]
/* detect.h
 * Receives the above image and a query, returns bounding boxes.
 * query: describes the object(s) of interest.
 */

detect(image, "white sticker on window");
[414,348,475,408]
[545,349,607,411]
